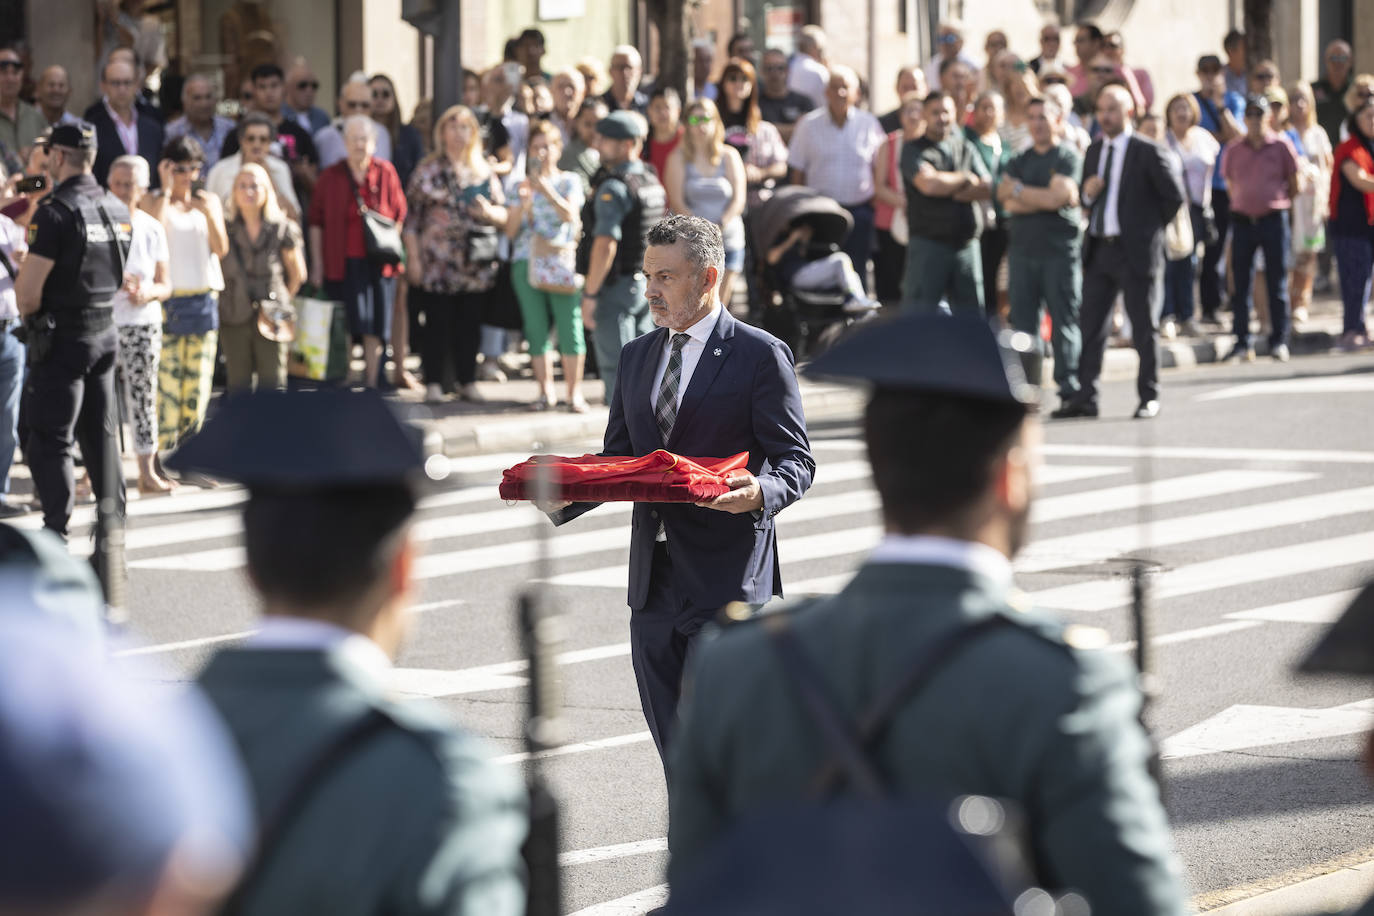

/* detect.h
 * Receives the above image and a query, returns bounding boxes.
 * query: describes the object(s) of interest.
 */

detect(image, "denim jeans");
[1230,210,1291,348]
[1332,232,1374,335]
[0,325,25,497]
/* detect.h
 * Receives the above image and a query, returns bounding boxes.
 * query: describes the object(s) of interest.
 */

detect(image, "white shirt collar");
[246,616,392,674]
[670,303,720,345]
[868,534,1013,586]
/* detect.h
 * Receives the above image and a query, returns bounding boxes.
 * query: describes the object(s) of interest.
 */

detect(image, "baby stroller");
[749,187,874,359]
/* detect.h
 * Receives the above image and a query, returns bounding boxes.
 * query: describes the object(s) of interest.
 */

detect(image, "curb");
[1195,848,1374,914]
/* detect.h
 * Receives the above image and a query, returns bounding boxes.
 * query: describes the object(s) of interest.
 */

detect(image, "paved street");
[12,348,1374,913]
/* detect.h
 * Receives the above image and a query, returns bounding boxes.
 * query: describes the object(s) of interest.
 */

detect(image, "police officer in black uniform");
[13,121,130,570]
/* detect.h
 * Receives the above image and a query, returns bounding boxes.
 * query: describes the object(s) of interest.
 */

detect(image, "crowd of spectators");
[0,20,1371,509]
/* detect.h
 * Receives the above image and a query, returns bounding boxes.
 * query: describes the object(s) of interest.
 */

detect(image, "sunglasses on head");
[296,80,319,90]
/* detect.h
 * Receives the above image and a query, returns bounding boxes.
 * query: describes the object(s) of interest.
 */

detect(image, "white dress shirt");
[787,106,886,207]
[787,54,830,109]
[649,304,720,415]
[104,98,139,155]
[1091,126,1133,237]
[868,534,1013,586]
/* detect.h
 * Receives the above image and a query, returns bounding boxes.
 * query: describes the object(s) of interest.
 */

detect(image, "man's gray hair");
[646,214,725,277]
[110,154,150,189]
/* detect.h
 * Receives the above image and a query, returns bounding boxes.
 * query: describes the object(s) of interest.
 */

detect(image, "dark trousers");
[979,226,1008,317]
[1332,232,1374,334]
[1163,204,1205,321]
[1230,210,1291,348]
[873,227,905,305]
[840,202,875,294]
[1077,239,1162,406]
[1199,186,1230,317]
[1007,250,1082,400]
[631,540,712,764]
[411,287,484,392]
[26,325,125,542]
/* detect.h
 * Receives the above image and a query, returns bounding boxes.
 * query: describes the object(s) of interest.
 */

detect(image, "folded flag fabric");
[500,450,751,503]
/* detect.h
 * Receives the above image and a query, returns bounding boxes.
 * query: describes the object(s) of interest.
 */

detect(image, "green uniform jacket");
[198,646,527,916]
[667,562,1190,916]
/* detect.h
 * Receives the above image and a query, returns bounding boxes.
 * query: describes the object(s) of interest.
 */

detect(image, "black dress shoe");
[1133,400,1161,419]
[1050,401,1099,419]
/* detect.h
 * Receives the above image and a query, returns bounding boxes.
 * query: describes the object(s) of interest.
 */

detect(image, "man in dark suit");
[87,57,163,187]
[546,214,815,762]
[1055,85,1184,420]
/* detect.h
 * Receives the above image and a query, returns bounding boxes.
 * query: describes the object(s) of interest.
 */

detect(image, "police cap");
[803,313,1041,408]
[597,110,649,140]
[0,614,250,906]
[1297,581,1374,676]
[164,387,428,491]
[45,119,98,151]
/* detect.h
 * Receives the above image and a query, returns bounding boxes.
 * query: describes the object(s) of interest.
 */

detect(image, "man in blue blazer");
[548,214,815,761]
[86,57,163,188]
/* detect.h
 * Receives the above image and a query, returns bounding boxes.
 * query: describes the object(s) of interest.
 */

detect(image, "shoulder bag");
[229,232,297,343]
[444,168,501,267]
[349,171,405,267]
[529,192,580,296]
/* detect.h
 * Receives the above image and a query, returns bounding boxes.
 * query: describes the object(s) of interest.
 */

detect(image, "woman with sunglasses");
[663,98,747,306]
[369,73,425,190]
[142,136,227,481]
[1329,98,1374,350]
[716,58,787,206]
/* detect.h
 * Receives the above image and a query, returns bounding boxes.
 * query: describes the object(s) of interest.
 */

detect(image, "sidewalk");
[1195,847,1374,914]
[415,294,1351,458]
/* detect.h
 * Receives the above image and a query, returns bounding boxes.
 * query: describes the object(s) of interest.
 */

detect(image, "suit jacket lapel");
[636,326,668,448]
[667,308,734,451]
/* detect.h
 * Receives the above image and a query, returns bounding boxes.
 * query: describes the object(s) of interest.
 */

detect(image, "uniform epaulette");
[714,596,824,629]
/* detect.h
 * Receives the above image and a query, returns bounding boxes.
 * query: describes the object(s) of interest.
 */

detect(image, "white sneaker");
[1160,318,1177,340]
[425,383,444,403]
[476,361,507,383]
[1271,343,1290,362]
[1292,306,1309,325]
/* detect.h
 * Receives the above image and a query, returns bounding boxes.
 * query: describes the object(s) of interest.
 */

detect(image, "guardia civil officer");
[13,120,130,563]
[577,110,666,398]
[167,388,527,916]
[666,313,1190,915]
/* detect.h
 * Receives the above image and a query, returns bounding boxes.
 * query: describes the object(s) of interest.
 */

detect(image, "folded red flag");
[500,450,751,503]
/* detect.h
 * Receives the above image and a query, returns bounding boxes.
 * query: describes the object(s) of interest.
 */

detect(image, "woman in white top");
[106,155,174,494]
[1287,82,1334,324]
[141,136,227,475]
[1162,93,1220,338]
[663,97,747,306]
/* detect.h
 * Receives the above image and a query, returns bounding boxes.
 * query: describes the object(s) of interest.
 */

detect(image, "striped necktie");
[655,333,690,445]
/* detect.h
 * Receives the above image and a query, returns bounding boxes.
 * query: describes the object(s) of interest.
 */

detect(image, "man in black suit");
[1054,85,1184,420]
[544,215,815,764]
[87,58,163,188]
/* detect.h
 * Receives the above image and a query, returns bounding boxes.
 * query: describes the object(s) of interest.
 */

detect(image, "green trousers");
[1007,250,1083,399]
[900,236,984,313]
[511,259,585,357]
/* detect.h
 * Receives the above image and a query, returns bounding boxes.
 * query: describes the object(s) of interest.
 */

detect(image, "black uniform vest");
[577,164,666,283]
[42,181,131,313]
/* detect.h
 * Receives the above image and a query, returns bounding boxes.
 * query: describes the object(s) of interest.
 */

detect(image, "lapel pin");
[713,348,722,356]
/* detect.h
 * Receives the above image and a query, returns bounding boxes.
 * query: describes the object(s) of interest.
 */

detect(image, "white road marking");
[1226,591,1361,625]
[560,837,668,868]
[1017,483,1374,573]
[1042,443,1374,465]
[567,884,670,916]
[113,628,259,657]
[494,730,653,765]
[1196,375,1374,401]
[391,642,632,699]
[1161,699,1374,759]
[1030,532,1374,613]
[1105,620,1264,654]
[8,486,250,530]
[547,469,1309,591]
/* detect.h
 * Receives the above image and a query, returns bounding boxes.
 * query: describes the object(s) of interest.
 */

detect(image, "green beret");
[596,110,648,140]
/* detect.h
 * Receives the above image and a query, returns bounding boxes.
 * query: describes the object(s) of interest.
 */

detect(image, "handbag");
[530,232,580,295]
[349,175,404,267]
[444,168,501,267]
[255,294,297,343]
[289,291,350,381]
[1164,202,1195,261]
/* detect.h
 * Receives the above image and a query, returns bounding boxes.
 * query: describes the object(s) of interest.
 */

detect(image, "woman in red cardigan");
[1329,99,1374,351]
[308,115,407,386]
